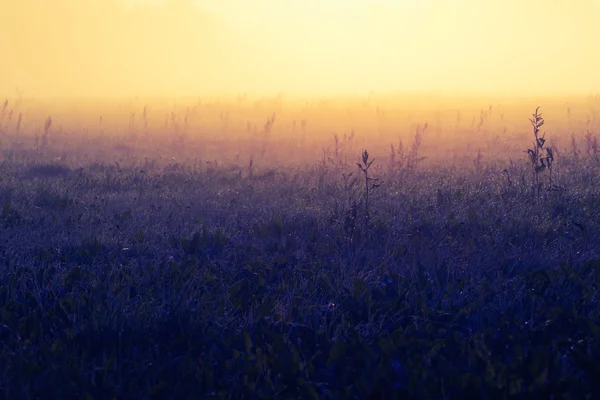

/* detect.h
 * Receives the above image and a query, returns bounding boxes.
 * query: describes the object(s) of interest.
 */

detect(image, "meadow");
[1,93,600,399]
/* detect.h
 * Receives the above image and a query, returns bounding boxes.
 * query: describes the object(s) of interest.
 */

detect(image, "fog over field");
[2,1,600,399]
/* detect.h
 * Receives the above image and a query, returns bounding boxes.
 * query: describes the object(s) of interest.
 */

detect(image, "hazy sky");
[1,0,599,98]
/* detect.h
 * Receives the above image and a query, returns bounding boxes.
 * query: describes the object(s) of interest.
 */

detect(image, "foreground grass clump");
[1,152,600,399]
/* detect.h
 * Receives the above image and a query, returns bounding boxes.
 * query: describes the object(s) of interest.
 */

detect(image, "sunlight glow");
[1,0,599,97]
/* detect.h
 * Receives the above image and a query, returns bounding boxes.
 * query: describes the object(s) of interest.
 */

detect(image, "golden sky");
[1,0,599,98]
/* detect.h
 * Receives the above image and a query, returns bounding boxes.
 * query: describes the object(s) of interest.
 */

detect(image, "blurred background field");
[1,93,599,167]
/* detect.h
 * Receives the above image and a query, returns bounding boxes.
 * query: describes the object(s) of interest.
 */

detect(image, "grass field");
[1,95,600,399]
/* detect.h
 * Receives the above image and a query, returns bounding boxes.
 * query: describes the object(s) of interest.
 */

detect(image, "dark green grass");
[1,154,600,399]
